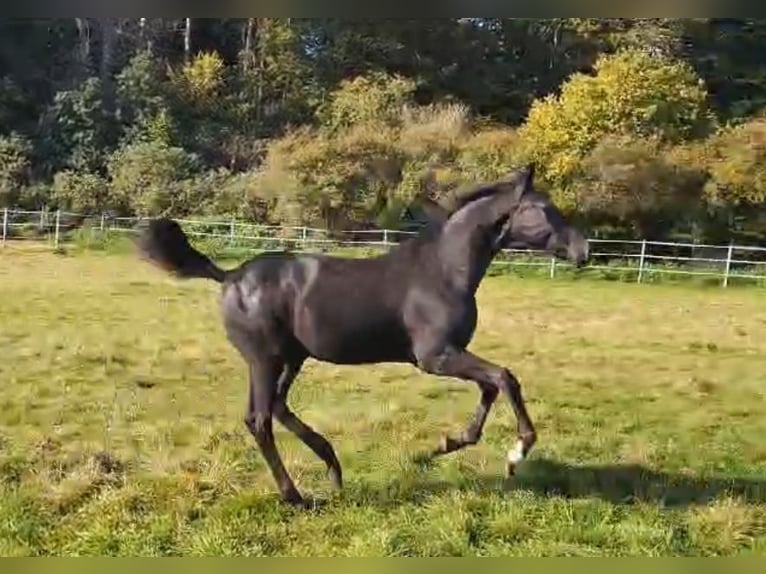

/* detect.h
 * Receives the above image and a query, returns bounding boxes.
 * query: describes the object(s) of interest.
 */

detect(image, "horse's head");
[423,164,590,268]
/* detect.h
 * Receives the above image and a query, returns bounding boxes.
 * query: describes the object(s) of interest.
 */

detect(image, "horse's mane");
[393,165,535,252]
[447,169,530,211]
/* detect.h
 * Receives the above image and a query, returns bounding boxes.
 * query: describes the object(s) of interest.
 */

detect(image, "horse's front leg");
[416,345,537,476]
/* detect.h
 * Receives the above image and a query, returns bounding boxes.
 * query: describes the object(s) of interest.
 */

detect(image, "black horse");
[137,164,589,507]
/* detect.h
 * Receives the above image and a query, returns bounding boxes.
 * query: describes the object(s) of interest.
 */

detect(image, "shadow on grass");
[358,456,766,509]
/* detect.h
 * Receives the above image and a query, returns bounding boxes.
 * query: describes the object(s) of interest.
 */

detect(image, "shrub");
[456,127,522,182]
[107,141,201,216]
[316,72,417,132]
[703,115,766,207]
[52,170,110,213]
[398,102,470,162]
[258,123,404,229]
[573,134,704,238]
[206,169,275,222]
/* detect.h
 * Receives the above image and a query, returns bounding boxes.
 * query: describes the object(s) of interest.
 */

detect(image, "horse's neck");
[435,231,495,296]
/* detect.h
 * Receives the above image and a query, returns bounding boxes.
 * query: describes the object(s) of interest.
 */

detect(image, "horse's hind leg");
[429,381,498,457]
[417,345,536,476]
[244,358,305,506]
[272,358,343,491]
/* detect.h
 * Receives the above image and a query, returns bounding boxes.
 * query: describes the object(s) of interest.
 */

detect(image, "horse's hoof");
[283,490,306,508]
[439,434,461,453]
[505,438,526,478]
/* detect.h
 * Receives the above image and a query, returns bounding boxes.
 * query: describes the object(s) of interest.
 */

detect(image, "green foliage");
[142,108,176,147]
[259,123,404,229]
[5,19,766,240]
[0,132,32,206]
[107,141,201,216]
[456,127,522,182]
[0,76,35,135]
[684,19,766,121]
[116,51,176,146]
[203,169,275,222]
[52,170,109,213]
[37,78,112,175]
[3,250,766,556]
[15,182,52,210]
[316,72,418,132]
[519,48,715,191]
[233,19,317,136]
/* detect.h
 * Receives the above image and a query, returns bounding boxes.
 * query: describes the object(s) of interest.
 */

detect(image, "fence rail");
[3,207,766,288]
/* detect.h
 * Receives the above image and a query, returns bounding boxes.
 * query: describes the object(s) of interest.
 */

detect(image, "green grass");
[1,245,766,556]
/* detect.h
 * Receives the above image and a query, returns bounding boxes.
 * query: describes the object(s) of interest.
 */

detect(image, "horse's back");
[219,251,413,364]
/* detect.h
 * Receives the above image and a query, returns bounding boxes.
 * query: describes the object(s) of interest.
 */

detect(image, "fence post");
[723,241,734,288]
[100,213,106,234]
[39,207,45,232]
[54,209,61,249]
[383,229,389,245]
[637,239,647,283]
[301,226,307,245]
[229,219,235,246]
[549,256,556,279]
[2,207,8,247]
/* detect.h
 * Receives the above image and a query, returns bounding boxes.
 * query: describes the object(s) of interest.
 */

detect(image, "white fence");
[3,207,766,288]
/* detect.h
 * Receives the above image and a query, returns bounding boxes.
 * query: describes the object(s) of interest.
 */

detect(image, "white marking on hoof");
[507,439,525,466]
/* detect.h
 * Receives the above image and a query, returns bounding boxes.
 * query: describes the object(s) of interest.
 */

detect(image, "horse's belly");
[296,313,410,365]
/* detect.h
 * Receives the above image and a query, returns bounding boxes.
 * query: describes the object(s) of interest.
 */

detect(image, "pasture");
[1,246,765,556]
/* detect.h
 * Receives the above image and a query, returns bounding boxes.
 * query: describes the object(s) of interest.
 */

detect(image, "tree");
[315,71,417,132]
[0,132,32,206]
[519,48,715,195]
[36,77,111,176]
[704,116,766,207]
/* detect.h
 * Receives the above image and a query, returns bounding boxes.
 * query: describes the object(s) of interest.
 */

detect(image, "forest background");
[3,18,766,243]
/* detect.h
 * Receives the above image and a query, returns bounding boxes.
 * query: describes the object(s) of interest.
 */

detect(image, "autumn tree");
[519,48,714,220]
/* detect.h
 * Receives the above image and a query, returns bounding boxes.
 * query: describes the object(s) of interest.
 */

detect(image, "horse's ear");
[498,163,534,196]
[521,163,535,194]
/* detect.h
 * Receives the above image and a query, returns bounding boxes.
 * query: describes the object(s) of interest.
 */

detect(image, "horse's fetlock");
[521,430,537,449]
[462,428,482,445]
[245,412,270,437]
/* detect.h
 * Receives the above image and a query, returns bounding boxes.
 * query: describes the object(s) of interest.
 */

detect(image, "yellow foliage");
[398,103,470,162]
[258,123,403,228]
[519,48,714,191]
[172,51,225,108]
[703,116,766,206]
[457,127,522,182]
[316,72,417,132]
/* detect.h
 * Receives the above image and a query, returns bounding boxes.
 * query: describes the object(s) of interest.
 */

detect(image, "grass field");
[1,245,766,556]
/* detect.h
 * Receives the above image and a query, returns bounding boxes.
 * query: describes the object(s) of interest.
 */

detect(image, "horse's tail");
[137,218,226,283]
